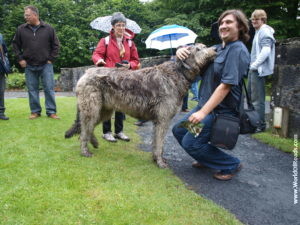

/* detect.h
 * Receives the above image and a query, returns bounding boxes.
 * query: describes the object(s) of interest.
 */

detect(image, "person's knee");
[172,124,181,139]
[182,139,208,157]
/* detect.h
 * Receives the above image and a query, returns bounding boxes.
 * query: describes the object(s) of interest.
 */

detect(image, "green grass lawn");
[252,129,298,157]
[0,97,241,225]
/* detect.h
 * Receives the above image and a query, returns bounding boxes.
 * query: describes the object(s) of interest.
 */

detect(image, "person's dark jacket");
[12,21,60,66]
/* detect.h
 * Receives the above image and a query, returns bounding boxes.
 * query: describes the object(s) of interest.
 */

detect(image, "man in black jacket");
[13,5,60,119]
[0,33,9,120]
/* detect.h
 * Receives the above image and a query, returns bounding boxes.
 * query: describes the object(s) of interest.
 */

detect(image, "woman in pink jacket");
[92,12,140,142]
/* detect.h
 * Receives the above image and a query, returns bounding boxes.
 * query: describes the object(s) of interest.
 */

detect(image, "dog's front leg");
[152,121,170,168]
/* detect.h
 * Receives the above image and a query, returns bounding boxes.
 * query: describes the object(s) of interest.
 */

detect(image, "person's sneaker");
[29,113,41,120]
[255,126,266,133]
[114,132,130,142]
[0,115,9,120]
[134,121,145,126]
[48,114,60,119]
[102,132,117,142]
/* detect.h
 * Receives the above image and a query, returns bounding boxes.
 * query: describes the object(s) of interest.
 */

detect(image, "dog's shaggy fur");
[65,44,215,168]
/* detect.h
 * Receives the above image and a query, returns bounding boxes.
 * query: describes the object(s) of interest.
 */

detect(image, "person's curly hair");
[218,9,250,44]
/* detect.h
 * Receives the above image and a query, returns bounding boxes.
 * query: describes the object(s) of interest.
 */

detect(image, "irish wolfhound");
[65,44,215,168]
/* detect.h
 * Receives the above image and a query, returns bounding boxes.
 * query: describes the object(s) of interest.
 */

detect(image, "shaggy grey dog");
[65,44,215,168]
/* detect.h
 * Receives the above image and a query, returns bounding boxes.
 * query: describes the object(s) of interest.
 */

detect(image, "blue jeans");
[25,63,56,115]
[190,81,199,99]
[172,105,240,174]
[247,70,266,128]
[182,93,188,110]
[0,74,6,115]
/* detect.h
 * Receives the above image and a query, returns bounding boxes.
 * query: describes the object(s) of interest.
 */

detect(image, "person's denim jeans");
[182,93,189,110]
[190,81,199,99]
[247,69,266,128]
[0,74,6,115]
[172,105,240,174]
[25,63,56,115]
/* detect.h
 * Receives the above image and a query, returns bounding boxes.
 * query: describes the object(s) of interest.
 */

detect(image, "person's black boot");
[0,115,9,120]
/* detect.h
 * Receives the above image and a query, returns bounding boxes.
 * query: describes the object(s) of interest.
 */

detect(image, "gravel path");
[137,112,299,225]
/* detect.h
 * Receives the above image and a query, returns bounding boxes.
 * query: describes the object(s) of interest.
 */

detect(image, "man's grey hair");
[111,12,126,25]
[24,5,39,16]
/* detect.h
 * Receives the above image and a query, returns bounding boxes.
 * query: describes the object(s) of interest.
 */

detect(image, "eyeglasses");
[114,23,126,28]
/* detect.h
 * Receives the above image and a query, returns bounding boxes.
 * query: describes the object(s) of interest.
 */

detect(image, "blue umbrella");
[145,24,197,54]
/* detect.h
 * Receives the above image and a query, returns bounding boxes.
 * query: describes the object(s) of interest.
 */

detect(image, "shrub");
[6,73,26,89]
[6,73,60,90]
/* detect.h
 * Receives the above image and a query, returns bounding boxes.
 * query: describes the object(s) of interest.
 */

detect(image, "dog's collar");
[177,60,197,83]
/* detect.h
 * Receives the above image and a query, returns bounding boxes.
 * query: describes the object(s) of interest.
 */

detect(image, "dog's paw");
[81,151,93,157]
[157,160,168,169]
[154,157,168,169]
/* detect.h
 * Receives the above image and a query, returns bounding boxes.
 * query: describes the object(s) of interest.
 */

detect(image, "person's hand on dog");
[176,47,190,60]
[96,58,106,66]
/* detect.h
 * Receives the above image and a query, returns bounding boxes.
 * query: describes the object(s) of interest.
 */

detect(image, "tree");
[149,0,300,44]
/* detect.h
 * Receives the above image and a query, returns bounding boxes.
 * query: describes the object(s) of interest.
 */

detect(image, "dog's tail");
[65,107,81,138]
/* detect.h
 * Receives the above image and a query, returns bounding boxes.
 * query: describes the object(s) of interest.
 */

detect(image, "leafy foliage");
[0,0,299,71]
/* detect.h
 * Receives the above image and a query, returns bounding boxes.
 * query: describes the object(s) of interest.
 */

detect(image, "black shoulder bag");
[210,113,240,150]
[0,44,11,75]
[239,79,261,134]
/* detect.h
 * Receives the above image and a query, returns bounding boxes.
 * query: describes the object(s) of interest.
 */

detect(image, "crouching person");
[172,9,250,181]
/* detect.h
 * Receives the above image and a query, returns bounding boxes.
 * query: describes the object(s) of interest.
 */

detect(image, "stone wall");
[56,55,170,92]
[270,37,300,137]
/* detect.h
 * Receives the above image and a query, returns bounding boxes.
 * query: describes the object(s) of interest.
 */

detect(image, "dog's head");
[177,44,216,78]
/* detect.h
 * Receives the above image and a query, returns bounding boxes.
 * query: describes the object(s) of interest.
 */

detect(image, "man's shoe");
[0,115,9,120]
[29,113,41,120]
[134,121,144,126]
[102,132,117,142]
[255,126,266,133]
[192,161,207,169]
[48,114,60,119]
[213,164,243,181]
[114,132,130,142]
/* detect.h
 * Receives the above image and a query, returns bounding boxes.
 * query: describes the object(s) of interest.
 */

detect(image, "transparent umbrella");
[90,16,142,34]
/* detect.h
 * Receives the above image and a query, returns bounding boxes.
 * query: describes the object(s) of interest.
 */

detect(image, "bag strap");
[0,44,5,61]
[242,79,255,110]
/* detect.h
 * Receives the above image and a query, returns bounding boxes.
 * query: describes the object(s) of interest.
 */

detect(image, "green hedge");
[6,73,60,90]
[6,73,26,89]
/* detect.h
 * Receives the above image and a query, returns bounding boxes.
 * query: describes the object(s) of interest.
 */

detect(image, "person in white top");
[248,9,275,132]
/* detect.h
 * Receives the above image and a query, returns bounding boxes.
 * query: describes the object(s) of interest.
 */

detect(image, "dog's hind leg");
[80,113,100,157]
[152,119,170,168]
[79,92,101,157]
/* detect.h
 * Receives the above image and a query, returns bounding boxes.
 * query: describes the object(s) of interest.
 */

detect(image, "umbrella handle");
[169,34,173,56]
